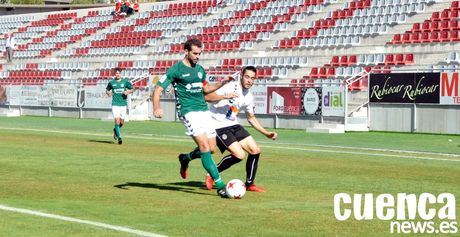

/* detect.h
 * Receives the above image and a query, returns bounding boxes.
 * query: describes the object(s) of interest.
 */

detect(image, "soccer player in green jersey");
[106,68,134,145]
[152,38,233,198]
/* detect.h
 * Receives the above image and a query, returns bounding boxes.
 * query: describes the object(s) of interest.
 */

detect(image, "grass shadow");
[168,181,204,188]
[114,181,213,196]
[88,140,114,144]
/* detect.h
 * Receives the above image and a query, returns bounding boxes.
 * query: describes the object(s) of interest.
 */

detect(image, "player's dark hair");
[114,67,122,72]
[242,66,257,75]
[184,38,203,51]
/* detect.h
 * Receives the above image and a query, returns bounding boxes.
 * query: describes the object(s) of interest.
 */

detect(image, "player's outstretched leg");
[178,147,201,179]
[179,147,201,160]
[205,154,242,190]
[245,153,265,192]
[217,154,242,172]
[200,151,227,196]
[205,174,214,190]
[178,154,190,179]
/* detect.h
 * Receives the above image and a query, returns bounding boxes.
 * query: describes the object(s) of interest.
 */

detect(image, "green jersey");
[106,78,133,106]
[157,61,208,116]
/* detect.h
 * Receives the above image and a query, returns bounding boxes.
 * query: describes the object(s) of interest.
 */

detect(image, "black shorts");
[215,124,251,153]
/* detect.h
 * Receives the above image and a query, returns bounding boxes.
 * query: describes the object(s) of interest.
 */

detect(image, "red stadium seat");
[326,67,335,77]
[292,38,300,47]
[296,29,306,39]
[430,21,440,31]
[410,33,421,44]
[421,21,430,32]
[440,20,450,31]
[451,20,459,30]
[452,9,459,18]
[222,59,229,69]
[453,1,459,9]
[412,23,421,32]
[405,54,414,64]
[263,67,272,78]
[330,56,339,66]
[392,34,401,44]
[229,59,236,68]
[440,31,449,42]
[318,67,327,78]
[349,1,356,10]
[278,40,287,49]
[395,54,405,65]
[385,54,395,65]
[310,67,319,78]
[401,33,411,44]
[431,12,440,21]
[430,31,440,42]
[420,32,430,43]
[256,68,264,78]
[339,56,348,66]
[440,10,450,21]
[450,31,459,41]
[234,58,242,66]
[348,55,357,65]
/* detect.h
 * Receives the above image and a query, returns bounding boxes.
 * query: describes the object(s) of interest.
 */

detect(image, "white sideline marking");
[260,145,460,163]
[259,141,460,157]
[1,127,459,163]
[0,204,165,237]
[129,132,460,158]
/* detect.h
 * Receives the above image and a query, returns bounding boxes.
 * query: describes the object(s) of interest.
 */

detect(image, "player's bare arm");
[152,86,164,118]
[247,113,277,140]
[204,91,239,102]
[202,76,234,94]
[106,90,113,97]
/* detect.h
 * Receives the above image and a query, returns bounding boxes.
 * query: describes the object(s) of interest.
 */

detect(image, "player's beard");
[187,57,198,67]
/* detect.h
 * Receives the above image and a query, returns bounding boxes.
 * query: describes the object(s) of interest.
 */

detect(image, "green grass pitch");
[0,116,458,236]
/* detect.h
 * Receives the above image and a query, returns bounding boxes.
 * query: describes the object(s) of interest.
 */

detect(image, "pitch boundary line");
[260,141,460,157]
[0,204,165,237]
[1,127,459,163]
[128,132,460,158]
[259,145,460,163]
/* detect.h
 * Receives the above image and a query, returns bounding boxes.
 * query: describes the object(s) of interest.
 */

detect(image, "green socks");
[200,151,225,189]
[115,124,121,139]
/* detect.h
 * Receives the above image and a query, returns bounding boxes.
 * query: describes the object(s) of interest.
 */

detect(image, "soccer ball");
[226,179,246,199]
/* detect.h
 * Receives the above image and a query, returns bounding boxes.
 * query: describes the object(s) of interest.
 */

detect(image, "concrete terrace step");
[306,123,345,133]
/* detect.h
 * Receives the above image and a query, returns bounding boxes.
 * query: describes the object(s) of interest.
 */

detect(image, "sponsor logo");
[303,88,320,115]
[369,73,440,103]
[334,193,458,234]
[323,92,343,108]
[440,72,460,104]
[185,82,203,93]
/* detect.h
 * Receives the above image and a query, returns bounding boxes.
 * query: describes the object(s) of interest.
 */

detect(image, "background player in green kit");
[152,38,233,198]
[106,68,134,145]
